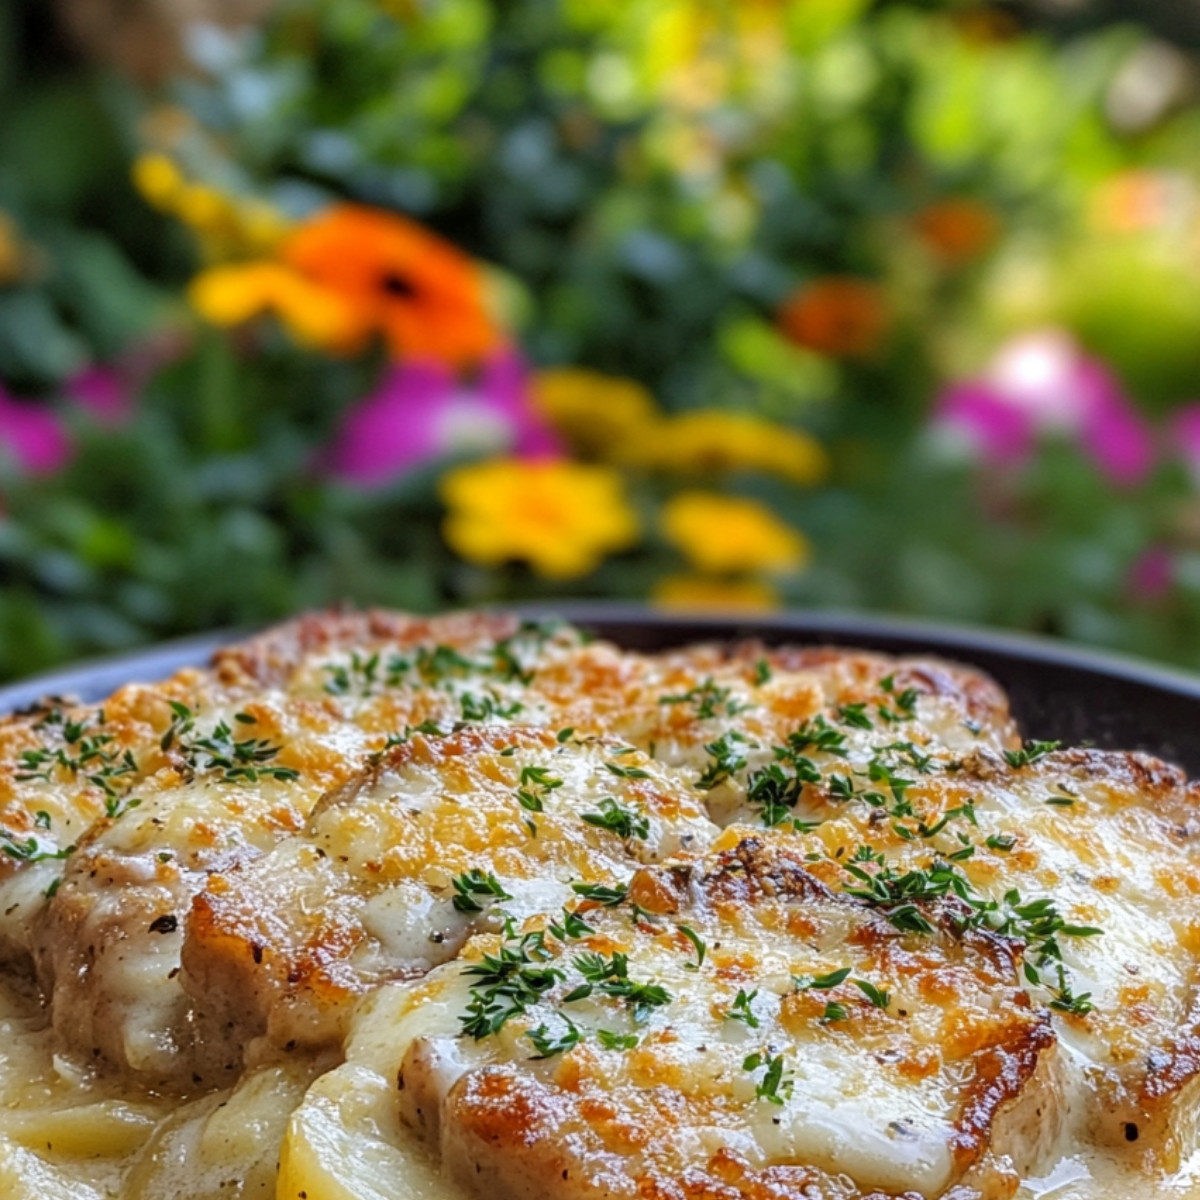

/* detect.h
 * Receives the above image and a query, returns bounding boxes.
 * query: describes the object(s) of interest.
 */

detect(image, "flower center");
[379,271,416,298]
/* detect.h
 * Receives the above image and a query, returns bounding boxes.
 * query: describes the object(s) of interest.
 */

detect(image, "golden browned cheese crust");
[0,608,1197,1200]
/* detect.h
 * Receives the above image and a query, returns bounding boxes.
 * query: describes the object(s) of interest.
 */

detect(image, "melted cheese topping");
[0,609,1193,1199]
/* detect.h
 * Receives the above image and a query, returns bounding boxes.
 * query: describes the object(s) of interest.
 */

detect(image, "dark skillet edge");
[1,604,1198,775]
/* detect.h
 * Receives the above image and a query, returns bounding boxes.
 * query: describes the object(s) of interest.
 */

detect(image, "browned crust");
[211,607,525,689]
[724,641,1019,748]
[310,724,562,822]
[950,1013,1057,1171]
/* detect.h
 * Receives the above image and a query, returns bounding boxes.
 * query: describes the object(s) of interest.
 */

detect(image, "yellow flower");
[175,183,233,237]
[131,153,185,211]
[639,411,828,486]
[661,491,809,574]
[188,262,365,351]
[652,574,779,613]
[0,211,25,286]
[532,369,658,458]
[439,458,640,579]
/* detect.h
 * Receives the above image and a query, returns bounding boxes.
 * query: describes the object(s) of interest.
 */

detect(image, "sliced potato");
[277,1064,445,1200]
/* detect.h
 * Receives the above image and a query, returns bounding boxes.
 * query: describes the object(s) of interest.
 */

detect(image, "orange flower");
[190,204,502,367]
[912,198,999,264]
[777,277,889,360]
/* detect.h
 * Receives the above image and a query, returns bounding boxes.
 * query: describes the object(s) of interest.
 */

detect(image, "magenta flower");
[66,365,134,426]
[1127,545,1174,603]
[0,387,72,475]
[1170,404,1200,487]
[325,351,562,487]
[931,330,1154,487]
[933,383,1035,466]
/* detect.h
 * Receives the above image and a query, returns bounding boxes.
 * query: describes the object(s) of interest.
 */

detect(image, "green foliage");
[2,1,1200,680]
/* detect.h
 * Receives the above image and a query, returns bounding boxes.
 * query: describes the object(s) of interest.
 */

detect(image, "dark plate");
[2,605,1200,774]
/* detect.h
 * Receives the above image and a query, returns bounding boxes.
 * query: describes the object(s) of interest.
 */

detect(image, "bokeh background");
[5,0,1200,680]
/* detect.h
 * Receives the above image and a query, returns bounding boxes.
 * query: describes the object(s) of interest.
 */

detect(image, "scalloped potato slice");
[277,1064,446,1200]
[0,1139,108,1200]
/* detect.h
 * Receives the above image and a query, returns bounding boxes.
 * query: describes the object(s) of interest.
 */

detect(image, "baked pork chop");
[341,838,1063,1200]
[182,726,719,1052]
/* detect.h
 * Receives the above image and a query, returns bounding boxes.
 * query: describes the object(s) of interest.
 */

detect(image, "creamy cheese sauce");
[0,612,1195,1198]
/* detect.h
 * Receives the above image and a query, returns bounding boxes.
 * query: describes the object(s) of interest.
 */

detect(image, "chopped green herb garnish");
[852,978,890,1009]
[1003,740,1061,768]
[526,1016,582,1059]
[581,797,649,840]
[725,988,760,1028]
[743,1052,794,1103]
[678,924,706,970]
[659,678,752,720]
[571,881,628,906]
[451,869,513,914]
[793,966,851,991]
[597,1029,639,1050]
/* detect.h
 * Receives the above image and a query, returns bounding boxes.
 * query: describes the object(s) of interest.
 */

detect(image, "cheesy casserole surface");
[0,609,1199,1199]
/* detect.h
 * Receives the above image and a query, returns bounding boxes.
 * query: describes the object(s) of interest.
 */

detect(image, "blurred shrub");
[2,0,1200,677]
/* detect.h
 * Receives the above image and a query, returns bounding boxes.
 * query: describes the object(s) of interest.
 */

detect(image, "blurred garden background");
[5,0,1200,679]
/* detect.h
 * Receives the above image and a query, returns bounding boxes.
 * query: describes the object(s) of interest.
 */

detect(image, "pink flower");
[65,365,134,426]
[0,387,72,475]
[1170,404,1200,487]
[933,383,1035,465]
[931,329,1154,487]
[1127,545,1173,603]
[325,351,561,487]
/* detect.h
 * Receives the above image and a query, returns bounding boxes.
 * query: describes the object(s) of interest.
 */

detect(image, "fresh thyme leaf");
[597,1029,639,1050]
[581,797,649,840]
[459,932,564,1040]
[724,988,760,1028]
[743,1052,794,1103]
[837,702,873,730]
[460,691,523,722]
[678,924,706,969]
[783,716,847,758]
[570,882,628,906]
[696,733,749,790]
[659,678,752,720]
[1003,740,1061,768]
[604,761,651,780]
[819,1002,848,1024]
[793,966,851,991]
[852,978,890,1009]
[986,833,1018,852]
[1047,965,1094,1016]
[753,659,771,686]
[526,1016,582,1059]
[451,869,513,913]
[547,907,594,941]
